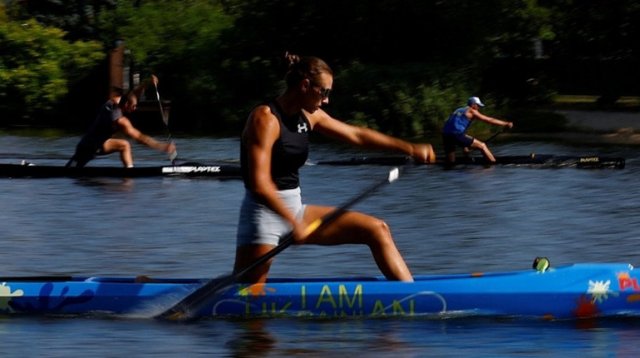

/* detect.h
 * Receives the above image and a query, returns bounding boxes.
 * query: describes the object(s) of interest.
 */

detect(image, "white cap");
[467,96,485,107]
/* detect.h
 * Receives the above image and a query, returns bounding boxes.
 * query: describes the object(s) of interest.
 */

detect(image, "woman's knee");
[119,140,131,151]
[104,139,130,153]
[366,217,394,244]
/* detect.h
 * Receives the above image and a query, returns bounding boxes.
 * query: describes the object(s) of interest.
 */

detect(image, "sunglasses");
[310,81,332,99]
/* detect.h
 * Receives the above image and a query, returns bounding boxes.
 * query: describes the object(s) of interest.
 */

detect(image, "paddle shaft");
[154,84,177,163]
[483,131,500,144]
[154,84,169,128]
[157,167,402,321]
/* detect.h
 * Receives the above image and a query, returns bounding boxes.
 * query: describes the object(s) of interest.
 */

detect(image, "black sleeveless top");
[241,100,310,190]
[78,99,122,150]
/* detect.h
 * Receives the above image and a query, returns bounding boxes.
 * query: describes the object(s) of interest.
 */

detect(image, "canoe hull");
[0,163,241,178]
[316,155,626,169]
[2,263,639,320]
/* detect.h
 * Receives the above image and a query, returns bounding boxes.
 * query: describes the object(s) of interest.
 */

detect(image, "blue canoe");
[1,262,640,320]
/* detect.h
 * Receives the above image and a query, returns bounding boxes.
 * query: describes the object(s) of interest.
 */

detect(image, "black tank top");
[241,101,310,190]
[78,99,122,149]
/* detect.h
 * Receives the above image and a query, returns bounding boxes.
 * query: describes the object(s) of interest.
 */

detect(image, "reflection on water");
[224,320,276,358]
[213,317,640,356]
[72,177,136,191]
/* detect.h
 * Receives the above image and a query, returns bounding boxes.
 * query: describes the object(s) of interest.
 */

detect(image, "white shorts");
[236,187,306,246]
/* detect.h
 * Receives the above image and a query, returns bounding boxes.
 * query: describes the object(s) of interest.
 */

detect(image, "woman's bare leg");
[302,205,413,282]
[103,138,133,167]
[470,139,496,162]
[233,244,276,284]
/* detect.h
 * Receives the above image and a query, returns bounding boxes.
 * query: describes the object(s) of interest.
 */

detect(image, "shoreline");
[506,131,640,146]
[509,109,640,146]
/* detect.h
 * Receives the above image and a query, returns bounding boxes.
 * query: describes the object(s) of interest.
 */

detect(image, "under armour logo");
[297,122,308,133]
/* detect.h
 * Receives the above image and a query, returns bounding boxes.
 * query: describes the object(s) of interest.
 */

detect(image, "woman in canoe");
[66,75,176,168]
[235,52,436,284]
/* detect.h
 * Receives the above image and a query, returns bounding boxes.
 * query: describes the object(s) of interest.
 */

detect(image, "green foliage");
[547,0,640,59]
[505,109,568,133]
[96,0,231,67]
[331,62,471,138]
[544,0,640,100]
[484,0,554,57]
[194,0,558,134]
[5,0,118,41]
[0,6,104,123]
[2,0,638,132]
[94,0,235,131]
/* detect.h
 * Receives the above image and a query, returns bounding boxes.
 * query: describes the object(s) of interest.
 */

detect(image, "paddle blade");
[157,274,234,321]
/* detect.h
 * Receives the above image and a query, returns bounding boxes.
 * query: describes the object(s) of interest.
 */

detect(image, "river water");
[1,133,639,357]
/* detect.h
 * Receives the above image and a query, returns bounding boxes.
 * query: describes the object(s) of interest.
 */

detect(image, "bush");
[506,109,568,132]
[0,7,103,125]
[330,62,472,139]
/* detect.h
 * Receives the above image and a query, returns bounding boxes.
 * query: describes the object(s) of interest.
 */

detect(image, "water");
[1,134,640,357]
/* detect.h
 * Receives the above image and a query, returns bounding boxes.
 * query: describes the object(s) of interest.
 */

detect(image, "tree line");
[1,0,638,137]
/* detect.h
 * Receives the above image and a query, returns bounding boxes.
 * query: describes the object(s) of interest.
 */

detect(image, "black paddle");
[483,126,509,144]
[154,83,177,164]
[157,166,403,321]
[464,127,507,153]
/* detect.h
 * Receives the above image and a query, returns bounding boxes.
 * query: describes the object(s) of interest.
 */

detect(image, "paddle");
[154,84,178,163]
[157,166,403,321]
[468,127,508,150]
[483,126,510,144]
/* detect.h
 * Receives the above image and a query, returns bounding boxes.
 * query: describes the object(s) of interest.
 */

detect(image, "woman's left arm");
[309,110,435,163]
[471,109,513,128]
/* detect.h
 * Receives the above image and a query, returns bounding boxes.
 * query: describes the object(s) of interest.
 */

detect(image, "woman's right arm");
[244,106,300,228]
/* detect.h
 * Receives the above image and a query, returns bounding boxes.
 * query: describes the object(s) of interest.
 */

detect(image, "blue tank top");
[442,106,471,135]
[241,100,310,190]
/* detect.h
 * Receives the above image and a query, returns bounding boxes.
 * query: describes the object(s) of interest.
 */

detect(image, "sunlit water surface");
[1,134,639,357]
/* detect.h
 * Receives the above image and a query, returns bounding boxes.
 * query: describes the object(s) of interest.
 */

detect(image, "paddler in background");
[442,96,513,165]
[235,52,436,284]
[66,75,176,168]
